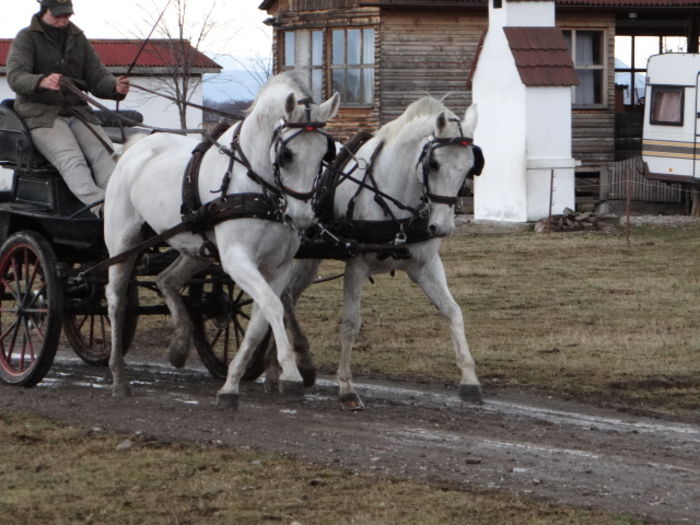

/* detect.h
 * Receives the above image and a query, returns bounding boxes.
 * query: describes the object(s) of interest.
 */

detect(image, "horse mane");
[245,71,314,116]
[375,96,458,143]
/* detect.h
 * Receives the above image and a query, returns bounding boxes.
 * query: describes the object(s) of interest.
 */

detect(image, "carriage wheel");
[63,280,138,366]
[188,270,270,380]
[0,231,63,386]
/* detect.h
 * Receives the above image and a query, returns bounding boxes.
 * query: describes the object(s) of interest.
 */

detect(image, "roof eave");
[104,66,222,75]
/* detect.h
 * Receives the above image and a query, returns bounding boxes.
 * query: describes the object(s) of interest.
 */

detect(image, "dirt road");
[3,351,699,524]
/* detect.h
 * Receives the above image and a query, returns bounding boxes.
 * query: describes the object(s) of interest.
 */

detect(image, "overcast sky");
[2,0,272,64]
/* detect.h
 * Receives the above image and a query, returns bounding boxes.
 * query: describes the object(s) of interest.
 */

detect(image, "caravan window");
[650,86,684,126]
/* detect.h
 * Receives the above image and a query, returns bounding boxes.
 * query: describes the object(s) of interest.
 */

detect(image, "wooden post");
[625,170,632,244]
[547,169,555,235]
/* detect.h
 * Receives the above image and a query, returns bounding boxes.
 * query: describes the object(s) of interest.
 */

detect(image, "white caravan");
[642,53,700,185]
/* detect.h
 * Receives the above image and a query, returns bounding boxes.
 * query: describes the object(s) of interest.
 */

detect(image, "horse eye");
[429,158,440,171]
[278,147,294,167]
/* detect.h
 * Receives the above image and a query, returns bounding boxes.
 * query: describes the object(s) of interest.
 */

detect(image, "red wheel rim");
[0,243,50,377]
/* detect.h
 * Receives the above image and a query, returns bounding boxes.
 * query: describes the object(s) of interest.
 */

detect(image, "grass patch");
[297,224,700,417]
[0,412,639,525]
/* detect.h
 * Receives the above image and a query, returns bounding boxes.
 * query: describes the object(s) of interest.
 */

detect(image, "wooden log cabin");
[259,0,700,209]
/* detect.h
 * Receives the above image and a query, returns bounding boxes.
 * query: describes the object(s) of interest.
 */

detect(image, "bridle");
[416,118,482,208]
[268,97,337,203]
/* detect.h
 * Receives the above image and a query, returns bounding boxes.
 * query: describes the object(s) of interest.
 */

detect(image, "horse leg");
[155,253,211,368]
[106,255,139,397]
[252,258,320,391]
[217,304,278,409]
[337,261,369,410]
[219,250,303,403]
[282,258,321,386]
[407,254,482,404]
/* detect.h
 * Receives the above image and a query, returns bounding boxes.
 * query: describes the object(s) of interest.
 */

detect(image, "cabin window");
[331,28,375,105]
[650,86,684,126]
[563,30,606,107]
[614,35,687,106]
[281,30,325,102]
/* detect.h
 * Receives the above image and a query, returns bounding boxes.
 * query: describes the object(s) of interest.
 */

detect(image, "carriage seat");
[0,99,52,169]
[0,99,145,169]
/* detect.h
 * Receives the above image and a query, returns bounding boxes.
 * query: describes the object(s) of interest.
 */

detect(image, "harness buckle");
[418,200,431,219]
[394,231,407,245]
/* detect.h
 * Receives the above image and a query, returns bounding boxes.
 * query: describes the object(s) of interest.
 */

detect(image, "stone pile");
[533,208,618,233]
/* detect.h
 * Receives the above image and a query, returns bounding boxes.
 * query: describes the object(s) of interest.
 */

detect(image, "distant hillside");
[203,69,263,103]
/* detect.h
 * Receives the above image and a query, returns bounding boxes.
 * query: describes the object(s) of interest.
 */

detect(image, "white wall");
[0,76,205,131]
[524,87,576,220]
[472,0,576,222]
[505,2,555,26]
[472,26,529,221]
[120,77,205,130]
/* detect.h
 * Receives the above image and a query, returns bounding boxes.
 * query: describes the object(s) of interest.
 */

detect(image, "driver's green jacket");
[6,14,124,130]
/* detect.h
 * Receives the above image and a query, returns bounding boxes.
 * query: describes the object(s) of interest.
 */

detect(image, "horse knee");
[340,318,361,341]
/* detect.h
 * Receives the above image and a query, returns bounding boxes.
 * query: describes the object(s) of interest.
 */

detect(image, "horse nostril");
[429,224,438,236]
[283,214,294,226]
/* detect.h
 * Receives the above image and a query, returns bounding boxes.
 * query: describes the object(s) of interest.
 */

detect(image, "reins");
[79,94,338,276]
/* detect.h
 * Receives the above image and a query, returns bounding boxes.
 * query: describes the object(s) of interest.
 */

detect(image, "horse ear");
[463,104,478,135]
[284,92,297,120]
[436,112,447,134]
[320,92,340,121]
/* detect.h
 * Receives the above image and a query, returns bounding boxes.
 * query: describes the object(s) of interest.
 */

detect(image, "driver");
[6,0,130,217]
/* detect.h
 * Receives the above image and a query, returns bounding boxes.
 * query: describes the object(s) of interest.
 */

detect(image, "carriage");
[0,98,249,387]
[0,73,484,409]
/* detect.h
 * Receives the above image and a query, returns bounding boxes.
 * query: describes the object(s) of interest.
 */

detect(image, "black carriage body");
[0,99,105,260]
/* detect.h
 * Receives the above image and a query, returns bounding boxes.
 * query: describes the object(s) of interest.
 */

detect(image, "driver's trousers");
[30,115,116,216]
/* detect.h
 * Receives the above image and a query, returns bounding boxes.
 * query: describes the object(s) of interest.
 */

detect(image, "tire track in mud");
[5,356,700,525]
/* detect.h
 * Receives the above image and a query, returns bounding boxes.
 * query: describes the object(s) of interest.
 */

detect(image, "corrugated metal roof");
[504,27,579,86]
[0,39,221,71]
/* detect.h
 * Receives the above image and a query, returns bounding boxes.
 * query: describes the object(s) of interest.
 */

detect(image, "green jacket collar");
[28,13,83,37]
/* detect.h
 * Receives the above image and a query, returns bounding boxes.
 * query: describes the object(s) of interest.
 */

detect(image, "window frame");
[614,35,688,107]
[279,26,376,108]
[330,27,376,107]
[562,28,608,109]
[280,29,326,103]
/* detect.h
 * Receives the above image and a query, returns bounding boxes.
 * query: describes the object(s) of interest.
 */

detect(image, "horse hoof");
[338,392,366,411]
[264,376,279,395]
[168,346,188,369]
[217,392,239,411]
[279,380,305,402]
[459,384,483,404]
[112,383,132,398]
[299,364,316,388]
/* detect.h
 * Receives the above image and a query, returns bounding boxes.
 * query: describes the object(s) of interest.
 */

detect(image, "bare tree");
[135,0,226,129]
[226,53,272,100]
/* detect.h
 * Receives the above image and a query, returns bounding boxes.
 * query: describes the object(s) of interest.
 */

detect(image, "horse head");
[416,103,479,237]
[263,77,340,230]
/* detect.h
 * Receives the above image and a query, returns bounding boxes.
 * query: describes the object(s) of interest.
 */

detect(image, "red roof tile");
[0,38,221,71]
[504,27,579,86]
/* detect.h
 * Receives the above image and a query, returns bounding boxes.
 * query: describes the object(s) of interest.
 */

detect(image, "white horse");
[263,96,482,409]
[104,71,339,408]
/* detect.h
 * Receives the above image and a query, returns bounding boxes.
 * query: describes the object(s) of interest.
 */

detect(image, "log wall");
[379,9,487,123]
[264,3,619,172]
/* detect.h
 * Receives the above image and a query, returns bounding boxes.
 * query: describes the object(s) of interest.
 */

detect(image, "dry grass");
[296,222,700,417]
[0,412,638,525]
